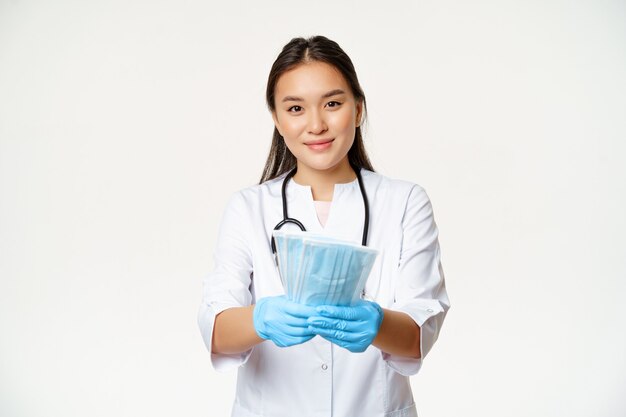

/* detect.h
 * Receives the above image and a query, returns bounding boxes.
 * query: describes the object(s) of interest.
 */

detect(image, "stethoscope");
[270,162,370,257]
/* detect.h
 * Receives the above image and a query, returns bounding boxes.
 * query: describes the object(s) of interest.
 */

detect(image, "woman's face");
[272,61,362,175]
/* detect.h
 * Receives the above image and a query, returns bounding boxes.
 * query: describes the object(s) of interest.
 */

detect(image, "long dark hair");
[259,35,374,184]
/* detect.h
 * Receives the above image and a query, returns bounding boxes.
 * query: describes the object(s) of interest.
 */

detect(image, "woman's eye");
[326,101,342,108]
[288,106,302,113]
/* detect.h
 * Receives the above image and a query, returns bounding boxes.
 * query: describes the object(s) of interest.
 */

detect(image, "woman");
[198,35,450,417]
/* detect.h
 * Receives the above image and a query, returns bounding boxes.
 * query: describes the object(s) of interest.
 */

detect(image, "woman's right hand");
[253,295,317,347]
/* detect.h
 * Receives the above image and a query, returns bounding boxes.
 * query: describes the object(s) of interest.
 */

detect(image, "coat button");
[427,308,434,313]
[321,364,328,370]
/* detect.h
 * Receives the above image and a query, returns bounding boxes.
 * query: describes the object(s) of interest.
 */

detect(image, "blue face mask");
[272,230,378,306]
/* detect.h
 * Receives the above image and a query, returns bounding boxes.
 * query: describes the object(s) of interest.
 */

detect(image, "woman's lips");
[305,139,334,151]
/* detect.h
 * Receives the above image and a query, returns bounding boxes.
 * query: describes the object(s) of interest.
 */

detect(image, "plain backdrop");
[1,1,625,416]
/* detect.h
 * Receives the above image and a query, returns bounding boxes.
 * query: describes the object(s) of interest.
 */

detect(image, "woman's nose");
[307,109,327,134]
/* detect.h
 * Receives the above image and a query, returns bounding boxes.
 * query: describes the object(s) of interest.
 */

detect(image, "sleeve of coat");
[383,184,451,376]
[197,191,255,372]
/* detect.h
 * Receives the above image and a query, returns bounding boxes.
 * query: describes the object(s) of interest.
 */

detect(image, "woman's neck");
[292,159,356,201]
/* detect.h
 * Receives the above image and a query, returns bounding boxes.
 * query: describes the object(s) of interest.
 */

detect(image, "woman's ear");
[355,100,363,127]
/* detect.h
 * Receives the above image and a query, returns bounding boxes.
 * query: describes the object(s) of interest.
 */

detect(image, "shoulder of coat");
[232,172,286,202]
[361,169,425,195]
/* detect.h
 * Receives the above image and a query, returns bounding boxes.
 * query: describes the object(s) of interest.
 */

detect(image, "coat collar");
[280,174,365,243]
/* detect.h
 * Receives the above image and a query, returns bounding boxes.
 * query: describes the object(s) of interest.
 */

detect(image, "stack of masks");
[272,230,379,306]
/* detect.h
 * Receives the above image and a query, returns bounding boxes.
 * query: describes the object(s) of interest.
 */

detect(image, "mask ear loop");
[360,252,383,302]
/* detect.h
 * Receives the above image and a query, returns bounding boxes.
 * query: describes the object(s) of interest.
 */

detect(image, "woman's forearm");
[212,305,264,354]
[372,309,421,358]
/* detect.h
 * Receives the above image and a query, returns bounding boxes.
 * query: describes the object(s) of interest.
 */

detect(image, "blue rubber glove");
[307,300,384,353]
[253,295,318,348]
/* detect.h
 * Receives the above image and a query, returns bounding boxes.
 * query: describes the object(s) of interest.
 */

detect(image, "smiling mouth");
[305,139,334,151]
[305,139,334,145]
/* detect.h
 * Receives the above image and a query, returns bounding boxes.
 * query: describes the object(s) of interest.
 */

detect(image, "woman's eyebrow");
[281,89,346,103]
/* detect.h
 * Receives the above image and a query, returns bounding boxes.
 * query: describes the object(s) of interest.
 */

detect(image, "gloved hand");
[253,295,318,348]
[306,300,384,353]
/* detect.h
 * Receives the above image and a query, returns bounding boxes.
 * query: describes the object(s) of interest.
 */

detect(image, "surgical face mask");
[272,230,378,306]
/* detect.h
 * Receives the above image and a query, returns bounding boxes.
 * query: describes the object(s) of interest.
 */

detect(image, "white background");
[1,1,625,416]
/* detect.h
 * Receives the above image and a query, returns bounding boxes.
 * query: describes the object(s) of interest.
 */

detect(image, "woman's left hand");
[307,300,384,353]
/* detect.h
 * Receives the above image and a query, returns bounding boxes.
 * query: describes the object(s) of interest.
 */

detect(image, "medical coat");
[198,168,450,417]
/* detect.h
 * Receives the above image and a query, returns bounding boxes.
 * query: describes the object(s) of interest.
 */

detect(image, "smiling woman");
[198,35,450,417]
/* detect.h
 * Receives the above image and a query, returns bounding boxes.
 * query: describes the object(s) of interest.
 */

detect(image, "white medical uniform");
[198,168,450,417]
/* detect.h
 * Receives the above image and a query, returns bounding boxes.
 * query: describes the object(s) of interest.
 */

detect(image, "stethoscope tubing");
[270,162,369,255]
